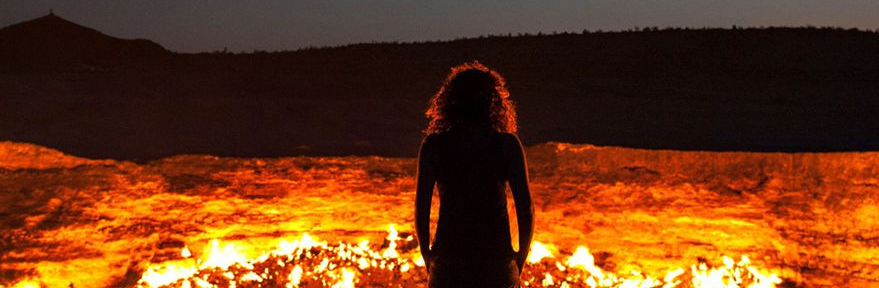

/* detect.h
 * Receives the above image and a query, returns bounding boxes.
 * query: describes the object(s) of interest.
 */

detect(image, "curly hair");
[424,61,518,134]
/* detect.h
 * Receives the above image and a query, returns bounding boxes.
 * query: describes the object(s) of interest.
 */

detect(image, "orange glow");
[3,141,877,287]
[123,226,783,288]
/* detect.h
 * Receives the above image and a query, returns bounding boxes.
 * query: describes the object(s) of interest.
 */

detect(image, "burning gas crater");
[133,225,780,288]
[2,142,878,288]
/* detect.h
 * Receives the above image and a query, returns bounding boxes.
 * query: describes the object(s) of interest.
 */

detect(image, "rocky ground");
[1,141,877,287]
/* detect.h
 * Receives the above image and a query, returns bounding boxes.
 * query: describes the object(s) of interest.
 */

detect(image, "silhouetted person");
[415,61,534,288]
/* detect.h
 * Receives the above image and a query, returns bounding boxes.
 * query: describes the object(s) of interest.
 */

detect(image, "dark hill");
[1,15,878,160]
[0,13,170,73]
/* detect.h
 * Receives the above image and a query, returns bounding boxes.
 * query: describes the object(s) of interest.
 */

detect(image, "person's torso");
[431,127,514,258]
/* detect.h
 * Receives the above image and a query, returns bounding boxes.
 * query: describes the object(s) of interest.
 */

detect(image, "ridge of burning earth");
[1,141,878,287]
[128,225,781,288]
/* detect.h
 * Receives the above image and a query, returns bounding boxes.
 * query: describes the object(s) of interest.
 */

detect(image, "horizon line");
[5,12,879,54]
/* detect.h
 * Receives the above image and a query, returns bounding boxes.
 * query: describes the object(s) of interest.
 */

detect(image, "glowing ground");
[1,141,877,287]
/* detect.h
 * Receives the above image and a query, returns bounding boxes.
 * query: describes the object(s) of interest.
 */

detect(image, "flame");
[689,256,781,288]
[542,272,555,286]
[567,246,606,279]
[6,279,40,288]
[1,225,784,288]
[332,268,356,288]
[129,226,782,288]
[138,263,198,288]
[287,265,303,288]
[528,241,554,263]
[381,224,399,259]
[11,142,872,287]
[200,239,249,270]
[181,246,192,258]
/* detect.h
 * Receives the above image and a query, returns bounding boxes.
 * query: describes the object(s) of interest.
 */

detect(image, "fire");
[6,141,878,287]
[201,239,249,270]
[688,256,781,288]
[529,241,555,263]
[135,226,419,288]
[139,263,198,288]
[6,279,40,288]
[567,246,606,279]
[287,265,303,287]
[126,225,782,288]
[381,225,400,259]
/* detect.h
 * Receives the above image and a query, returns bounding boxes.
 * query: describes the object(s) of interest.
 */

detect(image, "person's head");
[424,61,517,134]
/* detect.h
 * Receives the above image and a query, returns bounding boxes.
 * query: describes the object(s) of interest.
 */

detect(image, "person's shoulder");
[422,132,446,143]
[421,132,446,148]
[495,132,521,145]
[495,132,523,153]
[419,133,445,158]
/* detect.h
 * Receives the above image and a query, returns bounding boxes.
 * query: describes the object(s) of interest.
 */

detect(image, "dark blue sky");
[2,0,877,52]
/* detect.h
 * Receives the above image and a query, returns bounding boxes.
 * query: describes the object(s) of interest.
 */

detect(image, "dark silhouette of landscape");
[2,13,878,160]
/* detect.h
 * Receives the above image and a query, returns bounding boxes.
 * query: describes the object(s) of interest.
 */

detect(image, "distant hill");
[0,13,170,73]
[0,141,114,169]
[1,14,878,160]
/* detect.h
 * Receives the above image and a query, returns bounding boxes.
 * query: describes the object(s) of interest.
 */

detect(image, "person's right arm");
[415,135,438,273]
[504,133,534,274]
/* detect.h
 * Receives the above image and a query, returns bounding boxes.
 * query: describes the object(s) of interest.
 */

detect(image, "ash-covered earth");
[1,141,877,287]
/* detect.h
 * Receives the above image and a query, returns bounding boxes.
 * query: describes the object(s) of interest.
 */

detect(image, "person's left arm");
[503,133,534,274]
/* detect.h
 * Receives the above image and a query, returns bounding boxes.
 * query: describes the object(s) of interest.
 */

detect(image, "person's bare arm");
[505,133,534,274]
[415,135,438,272]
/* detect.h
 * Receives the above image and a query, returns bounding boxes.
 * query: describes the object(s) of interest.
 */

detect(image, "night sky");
[2,0,878,53]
